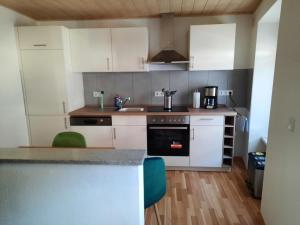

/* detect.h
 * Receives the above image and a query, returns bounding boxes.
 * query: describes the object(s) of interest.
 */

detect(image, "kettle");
[162,88,177,110]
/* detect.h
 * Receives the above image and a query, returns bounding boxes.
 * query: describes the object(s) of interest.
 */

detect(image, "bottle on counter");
[98,91,104,111]
[193,89,201,109]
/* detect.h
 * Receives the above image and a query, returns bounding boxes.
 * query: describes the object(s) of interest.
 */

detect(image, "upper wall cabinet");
[69,28,112,72]
[189,24,236,71]
[18,26,65,50]
[111,27,149,72]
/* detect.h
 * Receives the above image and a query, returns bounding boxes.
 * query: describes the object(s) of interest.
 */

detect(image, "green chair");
[144,157,166,225]
[52,132,87,148]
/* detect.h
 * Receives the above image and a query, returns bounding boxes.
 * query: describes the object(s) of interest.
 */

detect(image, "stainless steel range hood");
[150,14,189,64]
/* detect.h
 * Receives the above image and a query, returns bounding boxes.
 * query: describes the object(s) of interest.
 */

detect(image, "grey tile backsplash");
[83,69,252,108]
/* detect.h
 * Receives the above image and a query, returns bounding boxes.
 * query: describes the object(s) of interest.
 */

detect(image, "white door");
[111,27,149,72]
[69,28,112,72]
[190,125,224,167]
[113,126,147,149]
[18,26,64,50]
[21,50,68,115]
[189,24,236,70]
[29,115,68,146]
[71,126,113,148]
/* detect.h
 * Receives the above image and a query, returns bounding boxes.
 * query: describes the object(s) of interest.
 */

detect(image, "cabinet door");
[190,125,224,167]
[21,50,68,115]
[29,115,68,146]
[18,26,64,50]
[111,27,149,72]
[69,28,112,72]
[71,126,113,148]
[113,126,147,149]
[189,24,236,71]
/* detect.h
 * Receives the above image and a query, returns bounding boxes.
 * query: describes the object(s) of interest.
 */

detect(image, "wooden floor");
[145,158,265,225]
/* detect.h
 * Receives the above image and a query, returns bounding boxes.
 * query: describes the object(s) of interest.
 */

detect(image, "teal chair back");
[144,157,166,209]
[52,132,87,148]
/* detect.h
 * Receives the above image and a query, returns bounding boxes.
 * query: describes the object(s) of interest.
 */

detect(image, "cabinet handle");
[113,128,116,140]
[200,118,213,121]
[192,128,195,140]
[33,44,47,47]
[107,58,110,71]
[142,57,146,70]
[190,56,194,69]
[62,101,66,114]
[64,117,68,129]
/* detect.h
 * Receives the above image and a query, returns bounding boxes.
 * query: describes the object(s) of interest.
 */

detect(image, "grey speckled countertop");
[0,148,146,166]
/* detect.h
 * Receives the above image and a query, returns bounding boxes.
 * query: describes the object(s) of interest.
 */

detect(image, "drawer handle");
[199,118,214,121]
[33,44,47,47]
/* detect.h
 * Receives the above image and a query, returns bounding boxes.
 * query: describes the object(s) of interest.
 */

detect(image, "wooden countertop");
[69,106,237,117]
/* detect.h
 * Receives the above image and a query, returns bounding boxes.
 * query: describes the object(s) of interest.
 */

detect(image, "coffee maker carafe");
[203,86,218,109]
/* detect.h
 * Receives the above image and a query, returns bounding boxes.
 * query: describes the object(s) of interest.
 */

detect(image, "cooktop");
[148,106,189,112]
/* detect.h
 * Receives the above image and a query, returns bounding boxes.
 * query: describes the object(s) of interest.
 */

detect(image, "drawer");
[190,115,224,126]
[112,116,146,126]
[147,156,190,167]
[18,26,64,50]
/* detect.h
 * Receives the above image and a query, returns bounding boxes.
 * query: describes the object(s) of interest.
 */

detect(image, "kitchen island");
[0,148,146,225]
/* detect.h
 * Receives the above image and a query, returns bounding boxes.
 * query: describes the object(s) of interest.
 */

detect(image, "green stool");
[144,157,166,225]
[52,132,87,148]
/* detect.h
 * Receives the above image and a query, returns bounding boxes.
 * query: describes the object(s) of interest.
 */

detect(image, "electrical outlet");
[218,90,233,96]
[93,91,101,98]
[154,91,164,97]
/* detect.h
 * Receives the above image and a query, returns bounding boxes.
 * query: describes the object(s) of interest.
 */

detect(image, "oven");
[147,115,190,156]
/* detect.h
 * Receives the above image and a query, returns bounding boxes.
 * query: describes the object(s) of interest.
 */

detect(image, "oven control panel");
[147,116,190,125]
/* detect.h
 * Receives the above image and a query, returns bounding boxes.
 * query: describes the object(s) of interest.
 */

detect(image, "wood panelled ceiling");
[0,0,262,20]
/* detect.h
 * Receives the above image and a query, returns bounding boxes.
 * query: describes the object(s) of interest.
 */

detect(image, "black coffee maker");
[203,86,218,109]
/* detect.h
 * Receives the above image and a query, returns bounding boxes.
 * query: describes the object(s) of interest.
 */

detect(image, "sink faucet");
[114,96,131,110]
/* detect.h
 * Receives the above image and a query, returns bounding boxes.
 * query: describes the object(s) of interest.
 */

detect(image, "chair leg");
[154,203,162,225]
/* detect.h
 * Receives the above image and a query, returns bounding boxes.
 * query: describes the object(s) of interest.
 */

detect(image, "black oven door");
[147,124,190,156]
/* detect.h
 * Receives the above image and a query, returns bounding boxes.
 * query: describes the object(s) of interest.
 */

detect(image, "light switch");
[288,117,296,132]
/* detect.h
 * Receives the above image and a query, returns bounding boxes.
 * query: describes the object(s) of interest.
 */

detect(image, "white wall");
[261,0,300,224]
[37,14,253,69]
[0,6,35,147]
[247,0,281,160]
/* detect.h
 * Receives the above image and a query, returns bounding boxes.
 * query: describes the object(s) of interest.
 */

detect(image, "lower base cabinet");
[113,125,147,149]
[71,126,113,148]
[29,115,68,146]
[190,116,224,168]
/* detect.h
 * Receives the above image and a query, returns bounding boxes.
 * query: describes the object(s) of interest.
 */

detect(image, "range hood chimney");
[150,14,189,64]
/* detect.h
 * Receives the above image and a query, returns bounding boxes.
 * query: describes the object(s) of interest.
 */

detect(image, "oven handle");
[148,126,188,130]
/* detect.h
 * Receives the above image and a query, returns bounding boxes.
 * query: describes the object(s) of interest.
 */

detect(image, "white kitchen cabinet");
[189,24,236,71]
[190,116,224,167]
[18,26,84,146]
[69,28,112,72]
[29,116,69,146]
[111,27,149,72]
[112,116,147,149]
[71,126,113,148]
[21,50,68,115]
[18,26,64,50]
[113,126,147,149]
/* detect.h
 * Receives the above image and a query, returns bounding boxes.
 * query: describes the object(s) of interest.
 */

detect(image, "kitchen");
[0,0,299,225]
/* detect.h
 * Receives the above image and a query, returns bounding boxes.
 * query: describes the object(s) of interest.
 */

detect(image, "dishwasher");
[70,116,113,148]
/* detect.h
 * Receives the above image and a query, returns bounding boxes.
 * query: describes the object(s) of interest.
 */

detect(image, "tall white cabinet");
[189,24,236,71]
[18,26,84,146]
